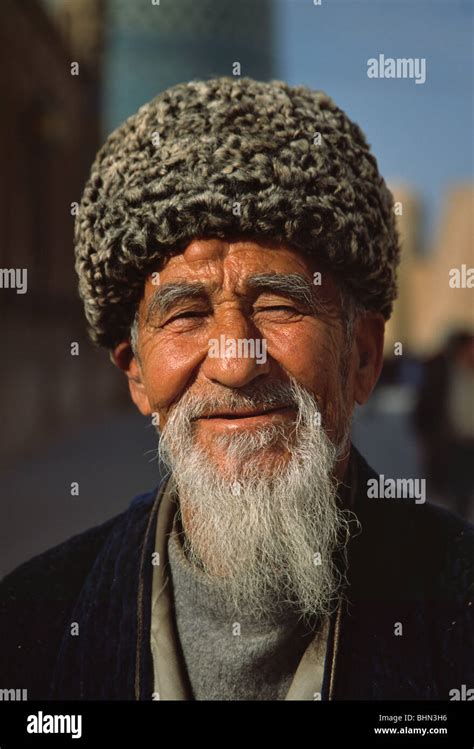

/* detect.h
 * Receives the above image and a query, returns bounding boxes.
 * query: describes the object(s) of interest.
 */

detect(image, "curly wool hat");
[75,76,400,349]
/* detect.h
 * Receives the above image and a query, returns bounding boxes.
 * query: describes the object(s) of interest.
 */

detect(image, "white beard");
[158,378,355,623]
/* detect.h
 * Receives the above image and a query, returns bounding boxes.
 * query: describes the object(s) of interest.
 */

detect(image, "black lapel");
[329,447,443,699]
[50,479,168,700]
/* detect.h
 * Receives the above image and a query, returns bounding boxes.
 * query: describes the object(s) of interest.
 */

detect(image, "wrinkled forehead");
[139,237,342,309]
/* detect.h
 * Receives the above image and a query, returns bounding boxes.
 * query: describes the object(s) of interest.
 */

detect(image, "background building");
[386,185,473,355]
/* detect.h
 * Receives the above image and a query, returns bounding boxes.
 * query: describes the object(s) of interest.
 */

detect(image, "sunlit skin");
[114,237,384,493]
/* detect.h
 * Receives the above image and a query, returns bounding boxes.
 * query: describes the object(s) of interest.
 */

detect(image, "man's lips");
[194,405,294,420]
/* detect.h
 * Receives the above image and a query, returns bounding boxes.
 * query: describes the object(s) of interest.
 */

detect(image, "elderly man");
[1,77,472,701]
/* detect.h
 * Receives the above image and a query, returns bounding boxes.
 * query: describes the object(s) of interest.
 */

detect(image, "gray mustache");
[175,382,299,421]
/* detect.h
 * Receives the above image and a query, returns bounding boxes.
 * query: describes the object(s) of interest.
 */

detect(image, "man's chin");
[197,442,292,481]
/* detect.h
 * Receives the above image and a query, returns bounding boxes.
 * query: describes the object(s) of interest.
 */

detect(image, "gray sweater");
[167,516,317,700]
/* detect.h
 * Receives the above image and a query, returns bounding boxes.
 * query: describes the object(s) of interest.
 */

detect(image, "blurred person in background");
[414,330,474,521]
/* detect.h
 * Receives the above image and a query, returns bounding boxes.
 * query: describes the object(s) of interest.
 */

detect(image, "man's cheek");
[141,348,200,412]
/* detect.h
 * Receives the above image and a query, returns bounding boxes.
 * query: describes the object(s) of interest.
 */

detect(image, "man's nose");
[201,309,271,388]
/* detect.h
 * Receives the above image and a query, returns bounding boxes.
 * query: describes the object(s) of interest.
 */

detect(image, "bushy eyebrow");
[145,281,208,324]
[247,272,323,312]
[144,272,325,324]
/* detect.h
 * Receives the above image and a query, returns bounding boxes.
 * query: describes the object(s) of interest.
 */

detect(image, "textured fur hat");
[75,76,400,349]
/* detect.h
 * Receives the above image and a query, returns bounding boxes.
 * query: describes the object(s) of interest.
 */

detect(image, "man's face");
[128,238,355,478]
[115,238,383,616]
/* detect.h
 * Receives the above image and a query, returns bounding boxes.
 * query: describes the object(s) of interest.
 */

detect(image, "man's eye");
[257,305,300,314]
[165,311,207,324]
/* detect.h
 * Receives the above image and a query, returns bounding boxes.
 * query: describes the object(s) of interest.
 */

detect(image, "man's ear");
[353,313,385,405]
[111,341,152,416]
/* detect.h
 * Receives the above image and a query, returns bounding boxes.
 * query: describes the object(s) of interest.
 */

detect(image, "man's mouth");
[194,405,295,421]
